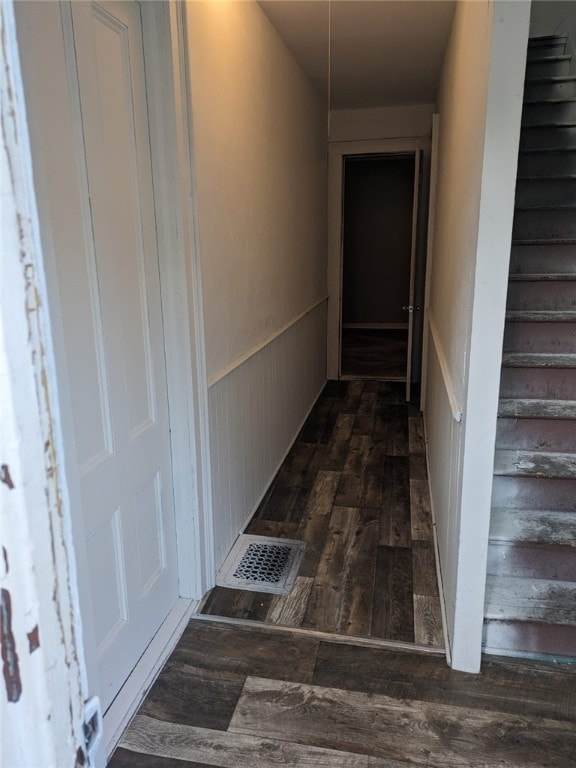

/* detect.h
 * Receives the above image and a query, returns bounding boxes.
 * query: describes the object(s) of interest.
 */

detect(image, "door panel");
[406,149,421,401]
[64,0,179,711]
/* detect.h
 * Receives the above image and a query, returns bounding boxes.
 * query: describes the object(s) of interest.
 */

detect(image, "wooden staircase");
[484,35,576,659]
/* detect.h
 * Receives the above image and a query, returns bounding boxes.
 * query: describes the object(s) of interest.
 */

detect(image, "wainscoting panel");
[423,326,463,655]
[208,300,327,571]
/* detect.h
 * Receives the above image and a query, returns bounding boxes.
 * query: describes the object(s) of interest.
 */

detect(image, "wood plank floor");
[341,329,408,378]
[109,618,576,767]
[201,380,444,649]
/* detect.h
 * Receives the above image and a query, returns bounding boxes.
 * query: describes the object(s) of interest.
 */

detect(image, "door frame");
[14,0,214,760]
[420,114,441,413]
[140,0,214,603]
[327,137,429,383]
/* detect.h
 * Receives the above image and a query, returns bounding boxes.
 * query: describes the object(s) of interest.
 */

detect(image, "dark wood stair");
[484,34,576,661]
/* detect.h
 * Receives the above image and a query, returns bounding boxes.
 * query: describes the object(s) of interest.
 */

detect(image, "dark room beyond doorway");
[340,153,417,393]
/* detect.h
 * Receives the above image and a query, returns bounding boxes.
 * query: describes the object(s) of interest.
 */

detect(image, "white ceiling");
[259,1,455,110]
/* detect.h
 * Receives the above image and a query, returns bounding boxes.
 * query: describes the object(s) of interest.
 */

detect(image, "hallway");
[200,380,443,649]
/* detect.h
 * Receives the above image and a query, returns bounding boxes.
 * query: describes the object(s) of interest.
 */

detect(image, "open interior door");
[405,149,421,401]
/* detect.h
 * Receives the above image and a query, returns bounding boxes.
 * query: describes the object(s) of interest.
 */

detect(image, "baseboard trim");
[104,597,197,757]
[422,420,452,667]
[340,374,407,382]
[342,323,409,330]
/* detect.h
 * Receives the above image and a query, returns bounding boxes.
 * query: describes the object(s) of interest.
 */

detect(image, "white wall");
[184,1,328,570]
[185,0,327,383]
[423,0,530,672]
[209,302,326,568]
[329,104,434,142]
[531,0,576,67]
[531,1,576,40]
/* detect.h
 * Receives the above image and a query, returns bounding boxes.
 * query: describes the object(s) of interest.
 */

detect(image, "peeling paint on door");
[1,2,89,763]
[0,465,15,490]
[27,625,40,654]
[0,588,22,702]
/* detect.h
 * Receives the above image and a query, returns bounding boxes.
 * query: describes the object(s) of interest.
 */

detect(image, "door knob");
[402,305,420,312]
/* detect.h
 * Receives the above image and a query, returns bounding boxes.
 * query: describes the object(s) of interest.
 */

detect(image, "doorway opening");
[340,152,420,400]
[327,138,428,399]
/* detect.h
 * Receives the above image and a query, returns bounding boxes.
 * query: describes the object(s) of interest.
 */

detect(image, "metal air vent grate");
[216,534,305,594]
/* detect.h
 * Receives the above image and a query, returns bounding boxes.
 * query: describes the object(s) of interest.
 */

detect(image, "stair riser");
[506,280,576,310]
[525,80,576,101]
[513,208,576,240]
[516,179,576,207]
[527,57,571,79]
[492,475,576,511]
[496,417,576,452]
[487,542,576,581]
[503,322,576,353]
[494,448,576,479]
[527,43,567,60]
[510,243,576,273]
[522,101,576,127]
[518,151,576,177]
[484,619,576,657]
[520,125,576,150]
[499,367,576,399]
[490,508,576,546]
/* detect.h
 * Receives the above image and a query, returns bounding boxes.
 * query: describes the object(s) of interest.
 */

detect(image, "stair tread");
[512,237,576,245]
[509,273,576,281]
[527,54,571,65]
[524,97,576,104]
[485,574,576,626]
[502,352,576,367]
[490,507,576,546]
[525,75,576,84]
[529,35,568,43]
[517,175,576,181]
[515,203,576,210]
[521,122,576,129]
[520,146,576,154]
[517,175,576,183]
[527,54,571,62]
[498,398,576,419]
[494,449,576,479]
[505,310,576,322]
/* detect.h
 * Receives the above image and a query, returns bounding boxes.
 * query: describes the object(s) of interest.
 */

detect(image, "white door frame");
[405,148,421,401]
[1,3,88,764]
[420,114,440,413]
[140,0,214,602]
[13,0,213,760]
[327,137,429,382]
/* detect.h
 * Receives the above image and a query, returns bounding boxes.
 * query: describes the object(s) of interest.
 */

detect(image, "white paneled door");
[65,1,179,711]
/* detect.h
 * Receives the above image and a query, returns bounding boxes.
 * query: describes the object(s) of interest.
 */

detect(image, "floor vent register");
[216,534,305,595]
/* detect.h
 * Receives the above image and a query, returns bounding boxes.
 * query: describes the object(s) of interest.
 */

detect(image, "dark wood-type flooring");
[201,380,443,648]
[109,618,576,767]
[341,329,408,378]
